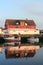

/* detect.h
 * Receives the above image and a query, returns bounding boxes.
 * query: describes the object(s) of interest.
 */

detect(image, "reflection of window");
[25,22,28,26]
[16,20,20,25]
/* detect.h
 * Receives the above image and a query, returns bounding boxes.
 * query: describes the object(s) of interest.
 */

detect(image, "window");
[25,22,28,26]
[16,20,20,25]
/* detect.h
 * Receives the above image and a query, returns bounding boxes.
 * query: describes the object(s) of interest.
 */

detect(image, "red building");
[5,19,36,29]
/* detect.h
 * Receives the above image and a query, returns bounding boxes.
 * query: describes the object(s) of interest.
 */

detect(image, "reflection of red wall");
[5,48,36,58]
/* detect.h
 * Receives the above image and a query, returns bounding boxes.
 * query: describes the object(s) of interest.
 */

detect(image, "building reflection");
[5,45,40,59]
[5,51,36,59]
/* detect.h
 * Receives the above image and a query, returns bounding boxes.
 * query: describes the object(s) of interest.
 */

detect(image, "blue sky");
[0,0,43,29]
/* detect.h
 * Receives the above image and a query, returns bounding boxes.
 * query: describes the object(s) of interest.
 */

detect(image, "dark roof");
[5,19,36,26]
[26,20,36,26]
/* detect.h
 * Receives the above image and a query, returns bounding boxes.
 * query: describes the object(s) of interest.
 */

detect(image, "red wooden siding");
[5,19,36,29]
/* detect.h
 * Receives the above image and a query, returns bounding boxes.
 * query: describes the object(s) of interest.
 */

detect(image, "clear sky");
[0,0,43,29]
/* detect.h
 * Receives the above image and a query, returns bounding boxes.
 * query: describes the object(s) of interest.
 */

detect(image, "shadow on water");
[0,37,5,44]
[0,36,43,45]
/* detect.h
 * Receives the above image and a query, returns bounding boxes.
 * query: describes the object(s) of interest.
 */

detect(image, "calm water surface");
[0,44,43,65]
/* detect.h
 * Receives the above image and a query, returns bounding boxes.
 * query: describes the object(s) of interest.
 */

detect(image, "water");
[0,43,43,65]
